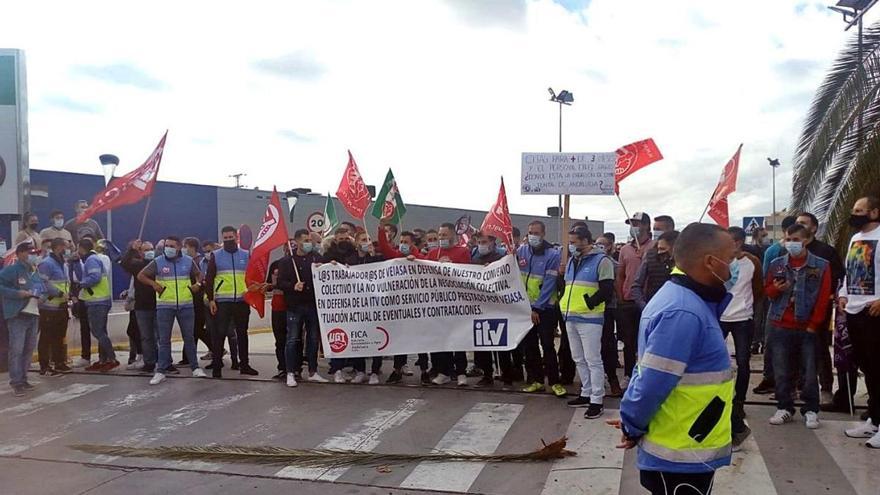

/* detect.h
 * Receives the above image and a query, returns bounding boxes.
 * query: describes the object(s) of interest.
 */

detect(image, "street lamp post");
[99,154,119,241]
[768,158,780,240]
[548,87,574,250]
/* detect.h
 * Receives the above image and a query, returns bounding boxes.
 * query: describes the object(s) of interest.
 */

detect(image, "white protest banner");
[521,152,617,195]
[312,255,533,358]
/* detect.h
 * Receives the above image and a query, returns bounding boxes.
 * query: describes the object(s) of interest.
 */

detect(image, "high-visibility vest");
[79,255,111,305]
[517,244,560,307]
[38,256,69,311]
[212,248,249,303]
[560,252,606,323]
[154,254,195,309]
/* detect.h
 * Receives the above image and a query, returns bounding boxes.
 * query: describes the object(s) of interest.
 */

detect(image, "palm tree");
[792,22,880,250]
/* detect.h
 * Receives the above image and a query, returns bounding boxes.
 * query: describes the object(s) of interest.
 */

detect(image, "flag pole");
[615,193,642,251]
[698,183,721,223]
[137,195,153,240]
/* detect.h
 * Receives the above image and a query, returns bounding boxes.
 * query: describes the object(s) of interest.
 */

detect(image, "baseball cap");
[625,211,651,225]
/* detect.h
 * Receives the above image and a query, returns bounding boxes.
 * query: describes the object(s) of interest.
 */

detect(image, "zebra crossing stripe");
[812,420,880,495]
[400,402,524,493]
[0,383,107,417]
[274,398,425,481]
[541,409,625,495]
[714,422,778,495]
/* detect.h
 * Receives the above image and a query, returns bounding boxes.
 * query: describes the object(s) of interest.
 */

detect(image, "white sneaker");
[334,370,347,383]
[402,364,413,376]
[126,356,144,370]
[457,374,468,387]
[805,412,820,430]
[845,419,879,439]
[72,357,91,368]
[769,409,793,425]
[867,430,880,449]
[621,376,631,390]
[352,372,366,384]
[286,373,298,388]
[149,373,166,386]
[192,368,207,378]
[369,373,380,385]
[308,372,329,383]
[432,373,451,385]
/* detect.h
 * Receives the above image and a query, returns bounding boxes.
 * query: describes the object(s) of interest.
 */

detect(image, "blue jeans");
[157,306,197,373]
[135,310,159,369]
[86,304,115,362]
[7,315,39,387]
[285,307,319,374]
[770,324,819,414]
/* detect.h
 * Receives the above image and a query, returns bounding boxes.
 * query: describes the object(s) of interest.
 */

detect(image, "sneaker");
[54,364,73,374]
[867,430,880,449]
[127,356,144,370]
[465,366,483,378]
[820,391,834,406]
[137,365,155,374]
[585,404,604,419]
[402,364,413,376]
[805,412,820,430]
[84,362,104,372]
[369,373,380,385]
[607,381,623,398]
[231,361,240,371]
[845,419,879,439]
[286,373,298,388]
[72,357,91,368]
[551,384,568,398]
[334,370,347,383]
[432,373,451,385]
[621,376,631,390]
[177,358,190,366]
[308,372,329,383]
[769,409,793,425]
[149,373,166,385]
[352,372,367,384]
[753,378,775,395]
[13,386,26,397]
[272,371,286,380]
[732,425,752,450]
[522,382,545,393]
[387,370,404,384]
[475,376,494,388]
[192,368,207,378]
[166,365,180,375]
[101,360,120,372]
[567,396,591,408]
[420,371,432,386]
[457,374,468,387]
[239,364,259,376]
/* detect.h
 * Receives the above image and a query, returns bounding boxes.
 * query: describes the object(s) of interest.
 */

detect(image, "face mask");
[144,250,156,260]
[53,219,64,229]
[164,247,178,258]
[399,243,411,255]
[724,259,740,291]
[592,245,606,254]
[439,239,451,249]
[630,227,640,239]
[478,245,492,256]
[27,254,40,266]
[652,230,663,241]
[784,241,804,257]
[527,235,542,247]
[64,249,72,258]
[359,242,372,253]
[760,237,772,247]
[28,223,38,231]
[657,250,669,259]
[568,243,579,256]
[849,213,872,229]
[223,240,237,252]
[708,256,732,286]
[427,241,439,250]
[302,242,314,254]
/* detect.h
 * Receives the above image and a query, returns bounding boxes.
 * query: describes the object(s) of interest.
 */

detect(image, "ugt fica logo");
[473,319,508,347]
[328,328,349,353]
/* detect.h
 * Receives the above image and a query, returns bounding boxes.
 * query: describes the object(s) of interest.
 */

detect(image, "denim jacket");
[767,253,829,324]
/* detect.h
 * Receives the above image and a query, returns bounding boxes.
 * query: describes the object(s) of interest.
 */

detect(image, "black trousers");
[38,310,68,369]
[193,300,211,353]
[558,318,576,384]
[522,308,560,385]
[434,351,468,377]
[615,302,641,378]
[640,470,715,495]
[413,353,429,371]
[126,311,141,362]
[849,309,880,425]
[601,307,620,383]
[212,302,251,368]
[74,301,91,359]
[271,310,287,371]
[474,351,515,382]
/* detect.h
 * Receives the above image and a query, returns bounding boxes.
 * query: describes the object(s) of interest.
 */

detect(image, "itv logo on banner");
[473,319,508,347]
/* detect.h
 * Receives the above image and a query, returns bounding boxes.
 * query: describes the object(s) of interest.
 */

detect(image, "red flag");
[244,188,290,318]
[480,177,514,249]
[707,144,742,228]
[615,138,663,194]
[335,150,371,220]
[77,132,167,222]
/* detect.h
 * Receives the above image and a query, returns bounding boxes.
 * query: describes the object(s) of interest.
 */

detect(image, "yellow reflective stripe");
[569,280,598,288]
[640,352,687,376]
[679,369,735,385]
[640,438,731,463]
[671,266,686,275]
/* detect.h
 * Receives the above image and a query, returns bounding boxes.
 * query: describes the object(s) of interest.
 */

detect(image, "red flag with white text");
[707,144,742,228]
[77,131,167,222]
[615,138,663,194]
[244,188,290,318]
[335,150,372,220]
[480,178,514,249]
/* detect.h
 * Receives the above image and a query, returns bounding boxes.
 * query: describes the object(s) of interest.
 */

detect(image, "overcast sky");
[4,0,869,237]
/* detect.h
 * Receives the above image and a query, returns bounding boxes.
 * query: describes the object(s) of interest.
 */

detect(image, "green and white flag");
[370,168,407,225]
[323,193,340,237]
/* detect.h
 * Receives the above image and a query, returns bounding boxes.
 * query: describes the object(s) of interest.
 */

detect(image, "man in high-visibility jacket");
[76,238,118,372]
[610,223,736,495]
[138,236,206,385]
[205,226,259,378]
[37,238,72,375]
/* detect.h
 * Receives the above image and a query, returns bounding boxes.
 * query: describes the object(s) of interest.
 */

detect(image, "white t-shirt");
[839,224,880,314]
[721,255,755,322]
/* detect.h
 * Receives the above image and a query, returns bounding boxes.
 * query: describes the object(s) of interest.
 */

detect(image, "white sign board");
[312,255,533,357]
[521,152,617,195]
[306,211,326,233]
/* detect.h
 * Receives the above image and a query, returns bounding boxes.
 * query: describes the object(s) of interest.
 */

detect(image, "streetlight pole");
[548,87,574,250]
[768,158,780,240]
[99,154,119,241]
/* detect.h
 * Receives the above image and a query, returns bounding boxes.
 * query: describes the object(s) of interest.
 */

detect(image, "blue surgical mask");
[652,230,663,241]
[439,239,451,249]
[27,254,40,266]
[725,259,740,291]
[144,250,156,260]
[630,227,640,239]
[164,247,178,258]
[399,243,411,255]
[302,242,314,254]
[478,245,491,256]
[360,242,372,253]
[568,244,579,256]
[784,241,804,257]
[427,241,439,250]
[64,249,72,258]
[53,218,64,229]
[527,235,542,248]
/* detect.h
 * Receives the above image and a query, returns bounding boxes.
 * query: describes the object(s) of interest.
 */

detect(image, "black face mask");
[849,213,873,229]
[28,223,38,230]
[223,240,238,253]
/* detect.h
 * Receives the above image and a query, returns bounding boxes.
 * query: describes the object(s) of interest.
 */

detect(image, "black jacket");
[807,239,844,290]
[120,248,156,311]
[277,252,322,309]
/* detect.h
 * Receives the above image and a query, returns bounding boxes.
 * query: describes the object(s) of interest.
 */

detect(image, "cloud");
[554,0,592,13]
[277,129,313,143]
[252,52,325,80]
[775,59,823,79]
[43,95,101,114]
[443,0,527,28]
[72,63,167,91]
[581,68,607,83]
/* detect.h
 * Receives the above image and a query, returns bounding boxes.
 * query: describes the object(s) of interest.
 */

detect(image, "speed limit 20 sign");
[306,211,326,233]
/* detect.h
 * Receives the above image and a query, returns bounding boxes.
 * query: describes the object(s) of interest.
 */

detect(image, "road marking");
[0,389,166,456]
[0,383,107,417]
[275,398,425,481]
[541,409,624,495]
[400,402,524,493]
[714,421,777,495]
[812,419,880,495]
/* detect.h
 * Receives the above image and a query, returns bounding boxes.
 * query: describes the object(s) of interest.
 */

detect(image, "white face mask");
[652,230,663,240]
[53,218,64,229]
[630,227,640,239]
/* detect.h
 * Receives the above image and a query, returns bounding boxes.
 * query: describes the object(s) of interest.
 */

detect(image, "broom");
[70,437,575,467]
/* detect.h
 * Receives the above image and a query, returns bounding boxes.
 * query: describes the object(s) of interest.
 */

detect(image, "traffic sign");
[307,211,326,233]
[742,216,765,235]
